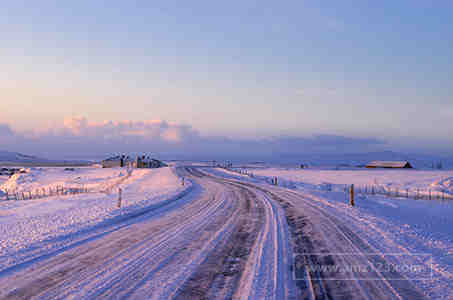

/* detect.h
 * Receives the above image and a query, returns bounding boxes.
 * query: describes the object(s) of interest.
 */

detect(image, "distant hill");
[0,150,92,166]
[0,150,44,162]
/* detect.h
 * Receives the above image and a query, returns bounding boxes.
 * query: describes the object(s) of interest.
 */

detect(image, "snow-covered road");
[0,167,298,299]
[0,166,426,299]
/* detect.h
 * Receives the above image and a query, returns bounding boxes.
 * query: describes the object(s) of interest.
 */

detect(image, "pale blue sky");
[1,1,452,156]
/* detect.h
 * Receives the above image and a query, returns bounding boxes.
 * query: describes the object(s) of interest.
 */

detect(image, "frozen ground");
[206,167,453,299]
[252,168,453,190]
[0,164,441,298]
[0,166,299,299]
[0,167,134,194]
[0,166,189,271]
[226,167,453,197]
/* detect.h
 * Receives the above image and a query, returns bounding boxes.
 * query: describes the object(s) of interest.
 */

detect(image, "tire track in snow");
[186,169,298,300]
[0,166,299,300]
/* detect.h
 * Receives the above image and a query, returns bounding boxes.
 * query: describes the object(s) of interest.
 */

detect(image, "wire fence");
[223,167,453,202]
[0,168,133,202]
[0,185,92,201]
[347,184,453,201]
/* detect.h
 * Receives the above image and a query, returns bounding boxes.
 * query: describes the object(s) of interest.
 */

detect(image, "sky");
[1,1,452,159]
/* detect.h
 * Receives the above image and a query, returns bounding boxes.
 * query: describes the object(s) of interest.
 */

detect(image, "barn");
[102,155,167,169]
[366,161,413,169]
[101,155,131,168]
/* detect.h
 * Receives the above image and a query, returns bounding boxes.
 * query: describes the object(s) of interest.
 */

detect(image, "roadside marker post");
[117,188,122,208]
[350,184,355,207]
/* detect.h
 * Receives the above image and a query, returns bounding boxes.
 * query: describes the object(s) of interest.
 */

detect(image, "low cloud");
[60,117,197,143]
[1,117,386,160]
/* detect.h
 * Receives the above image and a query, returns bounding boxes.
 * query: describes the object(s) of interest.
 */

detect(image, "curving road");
[0,166,425,299]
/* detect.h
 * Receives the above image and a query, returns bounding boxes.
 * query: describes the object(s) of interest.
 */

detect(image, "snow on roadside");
[206,167,453,299]
[249,168,453,194]
[0,167,189,271]
[0,167,131,194]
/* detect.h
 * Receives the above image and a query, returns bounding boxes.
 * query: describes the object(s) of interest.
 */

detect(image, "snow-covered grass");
[206,167,453,298]
[0,166,189,271]
[0,167,133,194]
[254,168,453,188]
[234,167,453,196]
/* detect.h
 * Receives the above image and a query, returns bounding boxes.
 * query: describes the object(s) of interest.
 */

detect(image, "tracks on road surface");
[225,177,426,300]
[0,166,425,299]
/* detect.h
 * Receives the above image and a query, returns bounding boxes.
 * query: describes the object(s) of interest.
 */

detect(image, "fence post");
[350,184,355,206]
[117,188,122,208]
[429,189,432,200]
[182,177,185,186]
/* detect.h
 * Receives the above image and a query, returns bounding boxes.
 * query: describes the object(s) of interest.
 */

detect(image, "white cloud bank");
[1,116,390,160]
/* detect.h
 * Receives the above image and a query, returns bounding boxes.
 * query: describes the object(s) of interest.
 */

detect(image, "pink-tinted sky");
[1,1,452,158]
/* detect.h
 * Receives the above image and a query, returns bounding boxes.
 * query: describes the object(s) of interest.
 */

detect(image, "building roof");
[366,161,412,168]
[103,155,133,162]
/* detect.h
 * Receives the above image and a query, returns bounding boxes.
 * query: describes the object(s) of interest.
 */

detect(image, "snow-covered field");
[206,167,453,299]
[0,166,189,271]
[226,167,453,198]
[251,168,453,191]
[0,167,133,194]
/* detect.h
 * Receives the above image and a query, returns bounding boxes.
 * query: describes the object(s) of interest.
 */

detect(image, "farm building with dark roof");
[366,161,413,169]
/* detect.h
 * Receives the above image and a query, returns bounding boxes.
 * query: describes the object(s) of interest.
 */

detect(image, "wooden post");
[275,177,278,186]
[429,189,432,200]
[182,177,185,186]
[350,184,355,206]
[117,188,122,208]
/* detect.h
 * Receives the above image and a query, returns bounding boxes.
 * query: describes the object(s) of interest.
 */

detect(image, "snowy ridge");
[0,150,90,166]
[0,151,42,162]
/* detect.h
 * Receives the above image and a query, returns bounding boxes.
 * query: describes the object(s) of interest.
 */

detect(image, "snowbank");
[0,166,190,270]
[206,167,453,298]
[0,167,132,194]
[237,168,453,195]
[431,177,453,193]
